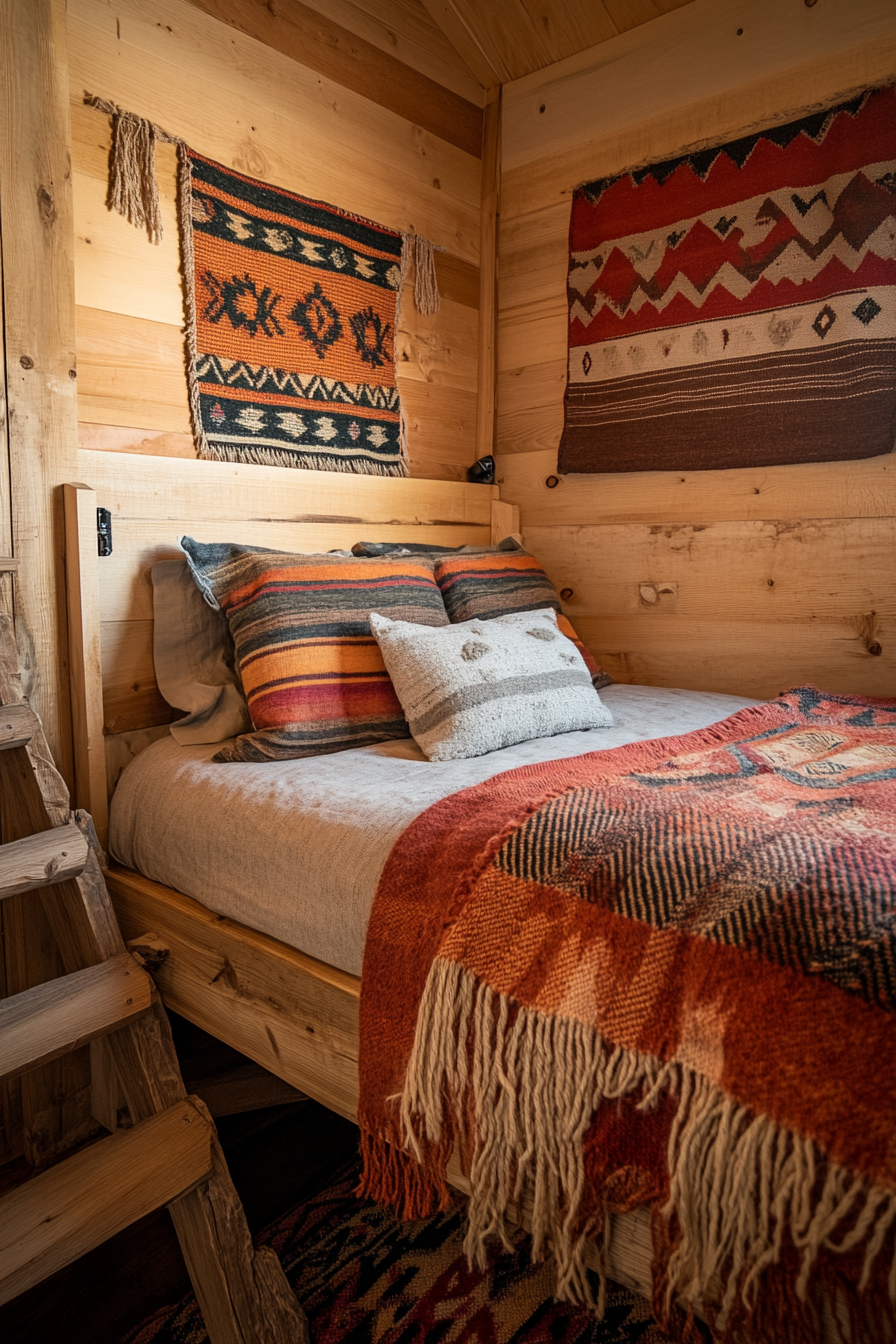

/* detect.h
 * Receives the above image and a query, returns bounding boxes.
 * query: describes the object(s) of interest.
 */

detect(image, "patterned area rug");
[559,83,896,473]
[125,1160,687,1343]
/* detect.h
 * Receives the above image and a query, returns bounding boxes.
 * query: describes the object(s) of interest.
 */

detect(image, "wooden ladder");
[0,613,308,1343]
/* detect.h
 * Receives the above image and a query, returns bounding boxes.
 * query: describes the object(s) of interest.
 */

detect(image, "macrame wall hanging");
[86,95,444,477]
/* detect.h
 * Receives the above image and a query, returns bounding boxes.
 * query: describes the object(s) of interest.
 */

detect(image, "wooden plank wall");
[69,0,485,483]
[495,0,896,701]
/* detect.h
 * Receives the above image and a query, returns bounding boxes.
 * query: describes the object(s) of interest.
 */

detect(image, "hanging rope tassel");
[402,233,442,315]
[85,94,181,245]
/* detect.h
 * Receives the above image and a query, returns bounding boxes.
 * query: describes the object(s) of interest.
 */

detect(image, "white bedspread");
[110,684,759,976]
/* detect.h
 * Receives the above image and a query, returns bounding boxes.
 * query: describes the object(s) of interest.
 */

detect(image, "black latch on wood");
[97,507,113,557]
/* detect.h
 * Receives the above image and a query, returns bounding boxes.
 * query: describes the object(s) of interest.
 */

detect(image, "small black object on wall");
[467,455,495,485]
[97,507,113,556]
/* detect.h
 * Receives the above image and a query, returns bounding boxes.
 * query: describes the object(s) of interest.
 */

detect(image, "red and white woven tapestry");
[559,85,896,473]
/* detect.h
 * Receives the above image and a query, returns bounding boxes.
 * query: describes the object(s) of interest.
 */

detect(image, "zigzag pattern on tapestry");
[560,83,896,472]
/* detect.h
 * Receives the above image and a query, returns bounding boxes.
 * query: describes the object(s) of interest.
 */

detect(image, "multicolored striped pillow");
[180,539,449,761]
[433,550,612,689]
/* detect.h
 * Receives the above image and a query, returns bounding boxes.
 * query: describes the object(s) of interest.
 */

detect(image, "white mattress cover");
[110,684,759,977]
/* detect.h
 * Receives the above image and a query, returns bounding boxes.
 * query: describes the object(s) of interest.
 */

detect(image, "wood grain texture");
[296,0,486,106]
[0,0,78,782]
[422,0,620,84]
[0,952,151,1082]
[495,1,896,703]
[523,516,895,699]
[69,448,495,798]
[184,0,484,157]
[0,821,88,902]
[497,449,896,525]
[0,1098,213,1306]
[63,484,110,844]
[418,0,501,88]
[69,1,481,250]
[71,70,480,475]
[108,869,362,1122]
[502,0,896,178]
[476,86,500,460]
[0,704,39,752]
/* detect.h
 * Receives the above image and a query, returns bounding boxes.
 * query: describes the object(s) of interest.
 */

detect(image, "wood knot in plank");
[37,184,57,226]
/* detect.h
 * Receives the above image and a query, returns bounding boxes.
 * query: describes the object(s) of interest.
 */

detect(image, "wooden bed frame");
[61,447,660,1300]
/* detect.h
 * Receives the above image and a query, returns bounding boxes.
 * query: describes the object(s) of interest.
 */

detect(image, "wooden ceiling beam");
[417,0,503,88]
[185,0,483,158]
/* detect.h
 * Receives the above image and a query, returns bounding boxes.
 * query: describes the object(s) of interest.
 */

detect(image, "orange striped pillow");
[181,539,449,761]
[433,550,611,688]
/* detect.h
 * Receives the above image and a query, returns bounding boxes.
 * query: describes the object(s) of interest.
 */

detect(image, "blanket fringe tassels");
[363,956,896,1341]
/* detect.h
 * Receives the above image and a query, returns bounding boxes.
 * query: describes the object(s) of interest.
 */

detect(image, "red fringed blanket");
[358,688,896,1342]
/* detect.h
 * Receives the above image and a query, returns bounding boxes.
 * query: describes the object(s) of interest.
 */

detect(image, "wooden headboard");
[64,449,518,846]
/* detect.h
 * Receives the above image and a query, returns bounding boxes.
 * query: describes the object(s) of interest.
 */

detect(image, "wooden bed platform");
[60,446,668,1302]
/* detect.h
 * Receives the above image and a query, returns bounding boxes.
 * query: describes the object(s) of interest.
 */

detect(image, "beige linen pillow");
[152,559,253,745]
[369,607,613,762]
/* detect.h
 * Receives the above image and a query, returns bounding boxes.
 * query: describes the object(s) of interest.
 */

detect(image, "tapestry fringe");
[84,93,184,243]
[198,440,409,477]
[401,233,443,316]
[85,93,440,318]
[386,956,896,1333]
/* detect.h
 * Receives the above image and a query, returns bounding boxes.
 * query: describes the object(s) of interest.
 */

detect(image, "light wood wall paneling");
[297,0,485,107]
[0,0,79,780]
[574,616,895,703]
[495,0,896,703]
[78,424,198,459]
[0,0,97,1174]
[63,484,111,842]
[74,302,480,475]
[75,307,191,436]
[69,1,480,256]
[497,450,896,527]
[184,0,484,155]
[475,86,501,463]
[524,515,894,700]
[0,80,20,1169]
[70,18,481,480]
[502,0,896,186]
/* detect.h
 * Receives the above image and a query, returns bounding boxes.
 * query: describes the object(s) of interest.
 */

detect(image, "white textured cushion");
[369,607,613,761]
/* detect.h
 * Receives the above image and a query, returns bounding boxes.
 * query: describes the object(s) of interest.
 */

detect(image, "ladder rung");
[0,952,154,1084]
[0,819,89,900]
[0,1098,214,1305]
[0,703,38,751]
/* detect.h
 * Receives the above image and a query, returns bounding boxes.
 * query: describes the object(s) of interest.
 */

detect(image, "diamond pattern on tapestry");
[185,151,407,476]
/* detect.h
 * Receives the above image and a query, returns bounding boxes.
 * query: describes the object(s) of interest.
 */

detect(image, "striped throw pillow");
[180,539,448,761]
[433,551,611,689]
[370,607,613,761]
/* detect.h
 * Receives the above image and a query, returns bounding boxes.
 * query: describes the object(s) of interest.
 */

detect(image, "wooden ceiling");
[301,0,697,94]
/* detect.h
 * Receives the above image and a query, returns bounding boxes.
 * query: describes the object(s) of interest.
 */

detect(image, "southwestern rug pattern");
[559,84,896,473]
[126,1160,685,1344]
[359,687,896,1344]
[184,150,407,476]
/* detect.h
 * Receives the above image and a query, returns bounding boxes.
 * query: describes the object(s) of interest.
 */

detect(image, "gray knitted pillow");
[369,607,613,761]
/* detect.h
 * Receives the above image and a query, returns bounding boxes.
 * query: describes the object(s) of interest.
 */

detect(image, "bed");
[63,450,893,1338]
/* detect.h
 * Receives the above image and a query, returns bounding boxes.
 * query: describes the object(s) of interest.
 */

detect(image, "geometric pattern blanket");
[184,150,407,476]
[558,84,896,473]
[358,689,896,1343]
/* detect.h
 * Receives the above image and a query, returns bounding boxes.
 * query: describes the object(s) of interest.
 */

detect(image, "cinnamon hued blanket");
[358,688,896,1342]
